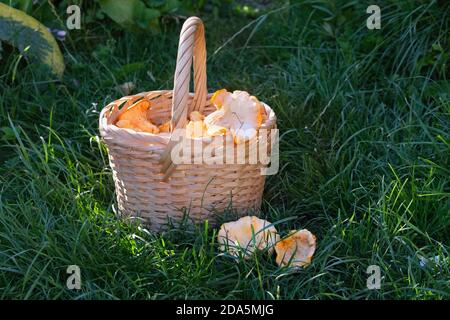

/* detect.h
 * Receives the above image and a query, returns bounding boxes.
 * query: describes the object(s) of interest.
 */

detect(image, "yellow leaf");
[0,3,64,77]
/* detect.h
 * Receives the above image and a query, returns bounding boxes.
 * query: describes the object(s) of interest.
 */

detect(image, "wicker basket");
[99,17,277,231]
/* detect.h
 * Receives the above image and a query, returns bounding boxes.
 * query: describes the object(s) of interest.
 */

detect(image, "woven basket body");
[99,18,277,231]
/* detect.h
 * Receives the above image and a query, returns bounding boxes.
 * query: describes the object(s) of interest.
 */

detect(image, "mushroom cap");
[217,216,279,259]
[186,120,208,138]
[115,100,159,134]
[205,90,266,144]
[275,229,316,268]
[185,111,208,138]
[158,121,171,133]
[189,111,205,121]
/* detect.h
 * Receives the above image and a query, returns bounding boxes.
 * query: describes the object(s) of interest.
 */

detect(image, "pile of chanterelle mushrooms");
[114,89,267,144]
[218,216,316,268]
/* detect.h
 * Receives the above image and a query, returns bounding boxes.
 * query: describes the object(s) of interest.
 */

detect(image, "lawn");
[0,0,449,299]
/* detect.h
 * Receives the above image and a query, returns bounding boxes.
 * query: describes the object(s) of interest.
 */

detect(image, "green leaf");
[99,0,161,30]
[144,0,166,7]
[99,0,137,28]
[136,8,160,29]
[0,3,64,77]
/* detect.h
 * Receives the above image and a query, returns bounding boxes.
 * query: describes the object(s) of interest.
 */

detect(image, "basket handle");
[160,17,208,179]
[170,16,207,131]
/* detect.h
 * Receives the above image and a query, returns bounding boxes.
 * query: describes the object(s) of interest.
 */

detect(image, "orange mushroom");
[115,100,159,134]
[158,121,171,133]
[186,111,208,138]
[217,216,279,259]
[204,89,267,144]
[275,229,316,268]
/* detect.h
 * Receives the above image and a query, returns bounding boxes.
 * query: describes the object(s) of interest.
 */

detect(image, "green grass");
[0,0,449,299]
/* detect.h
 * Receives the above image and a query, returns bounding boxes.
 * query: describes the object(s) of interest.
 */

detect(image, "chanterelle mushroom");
[115,100,159,134]
[204,89,266,144]
[186,111,208,138]
[158,121,171,133]
[275,229,316,268]
[218,216,279,259]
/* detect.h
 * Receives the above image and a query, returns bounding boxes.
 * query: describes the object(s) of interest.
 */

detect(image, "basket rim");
[99,90,277,147]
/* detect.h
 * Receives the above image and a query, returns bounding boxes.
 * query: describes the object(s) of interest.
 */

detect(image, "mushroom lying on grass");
[275,229,317,268]
[217,216,279,259]
[218,216,317,268]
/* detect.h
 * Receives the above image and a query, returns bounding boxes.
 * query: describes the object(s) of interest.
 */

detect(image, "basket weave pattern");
[99,18,277,230]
